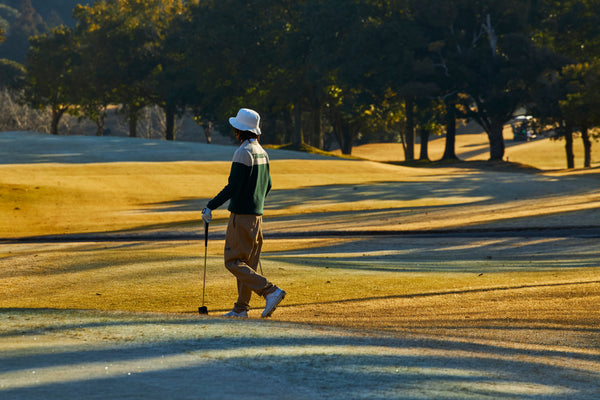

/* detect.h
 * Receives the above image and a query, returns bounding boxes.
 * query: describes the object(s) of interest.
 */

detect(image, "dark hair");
[234,128,259,142]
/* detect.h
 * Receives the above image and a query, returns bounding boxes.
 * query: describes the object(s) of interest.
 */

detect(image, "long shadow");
[262,234,600,273]
[134,165,595,214]
[3,160,597,243]
[266,255,600,273]
[1,309,598,400]
[0,242,200,279]
[266,280,600,309]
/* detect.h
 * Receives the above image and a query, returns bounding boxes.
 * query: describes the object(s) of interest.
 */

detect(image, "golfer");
[202,108,286,318]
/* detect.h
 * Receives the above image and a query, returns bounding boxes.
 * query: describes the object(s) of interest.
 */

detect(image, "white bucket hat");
[229,108,261,135]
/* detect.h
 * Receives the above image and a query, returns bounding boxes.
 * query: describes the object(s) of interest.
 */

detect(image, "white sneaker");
[261,288,286,318]
[222,310,248,318]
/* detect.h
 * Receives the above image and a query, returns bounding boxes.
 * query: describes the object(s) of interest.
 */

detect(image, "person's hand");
[202,207,212,224]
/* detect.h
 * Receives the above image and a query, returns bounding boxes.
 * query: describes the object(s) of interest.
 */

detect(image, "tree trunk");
[333,112,354,155]
[95,106,106,136]
[404,98,415,161]
[487,121,505,160]
[203,121,213,144]
[95,119,104,136]
[340,120,354,155]
[564,124,574,169]
[581,126,592,168]
[284,108,293,143]
[128,112,138,138]
[50,106,66,135]
[312,103,323,149]
[442,99,459,160]
[418,127,430,161]
[293,101,303,146]
[165,105,175,141]
[50,111,60,135]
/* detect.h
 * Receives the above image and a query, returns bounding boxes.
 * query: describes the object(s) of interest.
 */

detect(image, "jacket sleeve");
[206,162,249,210]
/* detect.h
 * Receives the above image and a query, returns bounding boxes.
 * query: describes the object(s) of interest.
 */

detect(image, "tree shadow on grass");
[264,235,600,273]
[0,241,199,279]
[0,309,597,400]
[142,166,592,215]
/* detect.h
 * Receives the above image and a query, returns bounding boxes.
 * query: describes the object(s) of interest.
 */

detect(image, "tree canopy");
[13,0,600,167]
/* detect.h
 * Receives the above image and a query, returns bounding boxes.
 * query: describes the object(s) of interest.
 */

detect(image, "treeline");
[2,0,599,167]
[0,0,92,62]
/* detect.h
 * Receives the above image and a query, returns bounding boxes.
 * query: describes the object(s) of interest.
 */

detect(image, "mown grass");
[1,137,599,350]
[2,236,598,350]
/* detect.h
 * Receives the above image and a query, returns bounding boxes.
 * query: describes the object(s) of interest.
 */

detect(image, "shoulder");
[232,141,269,166]
[232,143,253,166]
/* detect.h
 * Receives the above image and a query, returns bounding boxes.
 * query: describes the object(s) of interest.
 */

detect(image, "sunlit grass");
[1,135,599,399]
[0,137,598,352]
[2,237,598,351]
[0,159,469,238]
[340,128,599,170]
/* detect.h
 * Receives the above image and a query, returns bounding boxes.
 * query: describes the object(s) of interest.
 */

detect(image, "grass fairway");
[2,236,598,348]
[1,131,599,399]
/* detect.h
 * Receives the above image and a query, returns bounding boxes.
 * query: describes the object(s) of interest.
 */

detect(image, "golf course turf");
[1,131,598,399]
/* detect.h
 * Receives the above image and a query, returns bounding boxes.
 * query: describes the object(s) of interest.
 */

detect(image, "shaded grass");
[1,137,599,353]
[265,142,361,159]
[2,236,598,351]
[341,128,600,170]
[4,158,597,239]
[0,160,434,238]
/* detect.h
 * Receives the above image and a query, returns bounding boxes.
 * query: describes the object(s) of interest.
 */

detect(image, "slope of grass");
[340,128,599,171]
[0,132,598,353]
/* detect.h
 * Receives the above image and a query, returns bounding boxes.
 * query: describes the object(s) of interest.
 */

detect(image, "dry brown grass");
[340,127,600,170]
[1,134,599,353]
[2,235,598,351]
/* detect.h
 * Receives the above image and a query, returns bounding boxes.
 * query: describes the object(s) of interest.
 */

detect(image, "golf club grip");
[204,222,209,247]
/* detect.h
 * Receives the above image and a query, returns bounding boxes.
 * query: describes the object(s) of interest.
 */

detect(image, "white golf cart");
[511,115,536,141]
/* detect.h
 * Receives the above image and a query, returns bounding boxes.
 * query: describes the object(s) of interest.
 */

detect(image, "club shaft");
[202,223,208,307]
[202,244,207,306]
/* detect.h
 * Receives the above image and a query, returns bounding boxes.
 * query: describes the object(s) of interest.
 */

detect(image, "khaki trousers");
[224,213,274,313]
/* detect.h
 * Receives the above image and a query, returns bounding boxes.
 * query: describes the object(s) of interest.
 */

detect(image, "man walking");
[202,108,286,318]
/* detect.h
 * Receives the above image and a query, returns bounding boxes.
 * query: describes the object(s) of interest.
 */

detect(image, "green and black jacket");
[207,139,272,215]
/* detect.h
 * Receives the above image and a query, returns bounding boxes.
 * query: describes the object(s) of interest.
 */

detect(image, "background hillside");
[0,0,92,62]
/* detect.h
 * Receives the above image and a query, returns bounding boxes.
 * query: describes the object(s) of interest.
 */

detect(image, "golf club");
[198,222,209,315]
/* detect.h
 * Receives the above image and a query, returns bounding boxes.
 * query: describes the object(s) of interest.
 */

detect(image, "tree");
[73,0,186,139]
[68,12,113,136]
[415,98,445,161]
[0,58,25,90]
[535,0,600,64]
[0,25,26,91]
[412,1,464,161]
[23,25,77,135]
[321,0,424,155]
[419,0,552,161]
[0,0,46,62]
[183,0,282,141]
[142,0,187,141]
[528,69,575,168]
[559,61,600,168]
[352,0,436,160]
[533,0,600,168]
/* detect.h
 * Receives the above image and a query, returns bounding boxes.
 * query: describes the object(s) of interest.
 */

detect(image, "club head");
[198,306,208,315]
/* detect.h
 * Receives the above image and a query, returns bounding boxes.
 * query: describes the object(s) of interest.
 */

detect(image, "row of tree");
[4,0,600,167]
